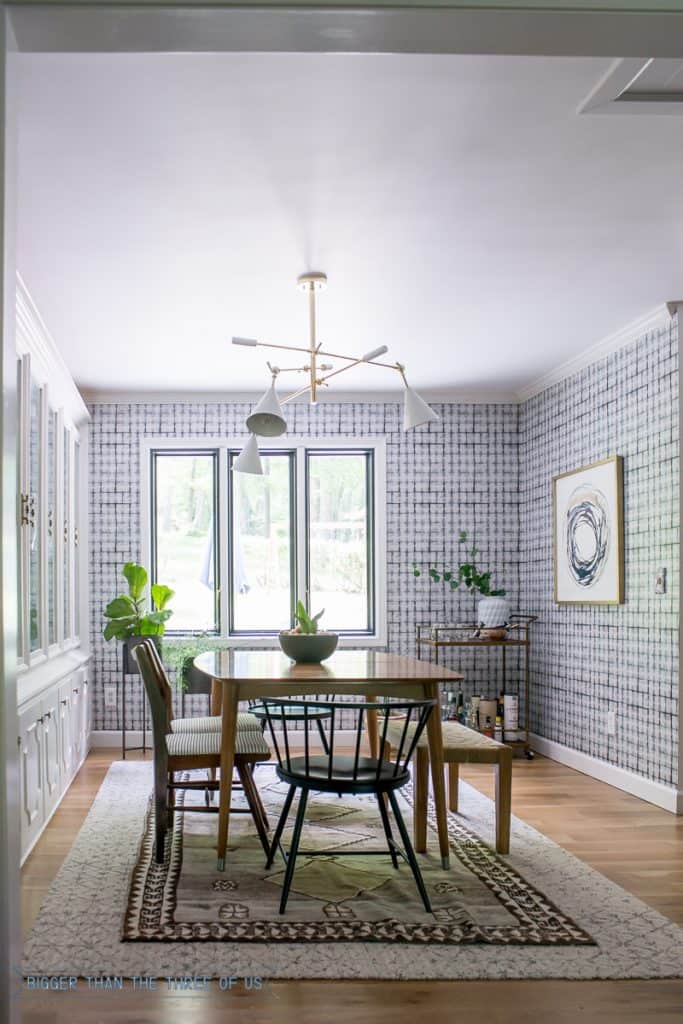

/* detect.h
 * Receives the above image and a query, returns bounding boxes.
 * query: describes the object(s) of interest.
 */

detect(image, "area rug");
[124,769,594,946]
[23,760,683,980]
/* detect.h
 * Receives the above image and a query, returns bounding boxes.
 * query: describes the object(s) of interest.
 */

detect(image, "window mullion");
[219,447,229,637]
[296,446,307,613]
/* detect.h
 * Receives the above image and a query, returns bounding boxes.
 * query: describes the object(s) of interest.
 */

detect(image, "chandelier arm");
[318,359,405,385]
[316,347,397,370]
[280,384,313,406]
[238,340,314,357]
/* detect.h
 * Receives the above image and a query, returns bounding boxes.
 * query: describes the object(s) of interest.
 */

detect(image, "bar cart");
[416,614,538,759]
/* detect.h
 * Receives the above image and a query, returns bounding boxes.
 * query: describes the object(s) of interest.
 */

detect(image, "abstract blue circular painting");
[565,485,610,588]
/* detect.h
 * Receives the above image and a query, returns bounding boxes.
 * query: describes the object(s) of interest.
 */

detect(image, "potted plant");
[163,634,233,693]
[279,601,339,664]
[102,562,175,674]
[412,531,508,629]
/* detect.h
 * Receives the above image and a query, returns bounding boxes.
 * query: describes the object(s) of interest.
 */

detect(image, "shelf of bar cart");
[415,614,538,759]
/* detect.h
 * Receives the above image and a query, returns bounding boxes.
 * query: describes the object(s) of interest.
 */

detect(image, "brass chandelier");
[232,272,439,474]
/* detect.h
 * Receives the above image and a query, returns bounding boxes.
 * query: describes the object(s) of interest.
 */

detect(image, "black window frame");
[304,447,376,637]
[149,447,220,636]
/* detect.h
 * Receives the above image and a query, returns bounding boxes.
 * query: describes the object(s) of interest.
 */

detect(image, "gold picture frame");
[553,455,624,605]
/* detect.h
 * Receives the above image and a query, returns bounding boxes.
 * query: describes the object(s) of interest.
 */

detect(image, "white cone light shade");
[246,383,287,437]
[403,383,439,430]
[232,434,263,475]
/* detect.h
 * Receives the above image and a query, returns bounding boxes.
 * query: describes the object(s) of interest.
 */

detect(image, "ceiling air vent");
[579,58,683,115]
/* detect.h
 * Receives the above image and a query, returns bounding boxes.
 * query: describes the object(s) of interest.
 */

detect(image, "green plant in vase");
[163,633,233,692]
[279,600,338,663]
[412,531,508,629]
[102,562,174,671]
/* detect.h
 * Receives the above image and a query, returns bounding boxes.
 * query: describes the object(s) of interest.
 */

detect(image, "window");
[151,451,218,632]
[145,439,384,642]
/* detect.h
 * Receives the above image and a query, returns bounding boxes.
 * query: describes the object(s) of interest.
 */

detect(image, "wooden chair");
[133,639,272,864]
[143,640,262,734]
[383,718,513,854]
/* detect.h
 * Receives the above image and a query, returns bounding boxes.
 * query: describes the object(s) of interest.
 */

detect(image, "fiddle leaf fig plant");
[103,562,175,641]
[293,600,325,634]
[412,531,506,597]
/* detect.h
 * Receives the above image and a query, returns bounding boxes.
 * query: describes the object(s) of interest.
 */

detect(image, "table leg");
[216,685,238,871]
[365,695,379,758]
[425,682,450,869]
[210,679,222,717]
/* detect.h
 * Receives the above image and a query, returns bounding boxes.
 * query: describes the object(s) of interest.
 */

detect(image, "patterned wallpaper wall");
[88,401,521,732]
[87,321,679,789]
[520,318,679,786]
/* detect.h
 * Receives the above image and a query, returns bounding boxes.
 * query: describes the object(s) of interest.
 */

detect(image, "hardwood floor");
[20,748,683,1023]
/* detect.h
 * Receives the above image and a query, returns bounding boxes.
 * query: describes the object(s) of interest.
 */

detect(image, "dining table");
[193,648,465,871]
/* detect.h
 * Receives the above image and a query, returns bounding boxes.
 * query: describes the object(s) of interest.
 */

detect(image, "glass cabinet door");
[47,407,57,648]
[28,376,41,653]
[74,439,80,640]
[63,426,71,642]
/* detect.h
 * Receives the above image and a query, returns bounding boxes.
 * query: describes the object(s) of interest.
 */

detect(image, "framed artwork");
[553,455,624,605]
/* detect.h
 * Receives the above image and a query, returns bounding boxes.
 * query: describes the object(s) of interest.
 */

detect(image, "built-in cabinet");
[18,663,89,860]
[16,275,90,863]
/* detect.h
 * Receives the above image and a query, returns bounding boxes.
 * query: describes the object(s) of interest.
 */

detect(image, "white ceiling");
[16,53,683,398]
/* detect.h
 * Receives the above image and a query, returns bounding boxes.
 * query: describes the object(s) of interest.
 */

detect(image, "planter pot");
[476,597,509,629]
[182,660,213,695]
[278,631,339,664]
[122,634,162,675]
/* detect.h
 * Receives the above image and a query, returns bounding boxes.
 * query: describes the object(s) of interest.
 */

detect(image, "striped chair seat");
[170,712,261,734]
[166,728,270,759]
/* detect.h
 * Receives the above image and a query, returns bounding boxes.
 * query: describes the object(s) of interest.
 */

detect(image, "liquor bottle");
[483,715,494,738]
[446,692,458,721]
[456,689,464,723]
[494,715,503,742]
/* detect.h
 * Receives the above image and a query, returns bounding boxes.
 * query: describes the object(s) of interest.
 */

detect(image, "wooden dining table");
[193,648,464,871]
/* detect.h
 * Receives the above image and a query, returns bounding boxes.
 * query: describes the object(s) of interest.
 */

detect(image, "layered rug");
[24,761,683,980]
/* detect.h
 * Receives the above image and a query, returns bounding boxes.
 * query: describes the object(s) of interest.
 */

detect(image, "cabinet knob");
[60,699,68,706]
[36,715,43,723]
[73,688,79,694]
[44,710,52,719]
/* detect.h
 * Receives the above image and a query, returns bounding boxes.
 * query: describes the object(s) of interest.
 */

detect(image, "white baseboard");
[91,730,150,749]
[529,733,682,814]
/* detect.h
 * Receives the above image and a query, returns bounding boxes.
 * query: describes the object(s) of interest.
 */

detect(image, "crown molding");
[80,387,518,406]
[515,303,674,403]
[79,304,677,410]
[15,273,90,425]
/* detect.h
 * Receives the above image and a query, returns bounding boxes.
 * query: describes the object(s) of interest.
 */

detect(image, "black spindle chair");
[247,697,332,754]
[261,696,436,915]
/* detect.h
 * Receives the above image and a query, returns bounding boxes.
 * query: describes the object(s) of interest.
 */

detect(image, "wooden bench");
[383,718,512,854]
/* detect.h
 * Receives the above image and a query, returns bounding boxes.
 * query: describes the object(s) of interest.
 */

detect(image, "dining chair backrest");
[133,639,173,739]
[140,639,174,727]
[260,697,435,782]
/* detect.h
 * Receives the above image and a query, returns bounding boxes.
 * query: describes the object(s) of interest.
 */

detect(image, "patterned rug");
[23,761,683,979]
[124,769,593,946]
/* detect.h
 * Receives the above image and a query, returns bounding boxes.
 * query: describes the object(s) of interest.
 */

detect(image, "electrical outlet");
[104,685,117,710]
[606,709,617,737]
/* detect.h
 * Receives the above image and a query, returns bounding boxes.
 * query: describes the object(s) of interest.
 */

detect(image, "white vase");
[477,596,509,628]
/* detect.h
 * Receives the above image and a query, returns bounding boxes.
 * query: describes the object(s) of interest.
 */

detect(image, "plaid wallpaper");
[88,318,678,786]
[88,401,521,731]
[520,317,679,785]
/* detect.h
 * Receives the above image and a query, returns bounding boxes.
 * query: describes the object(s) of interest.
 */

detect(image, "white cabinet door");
[70,677,84,772]
[57,681,73,783]
[18,700,44,856]
[41,688,61,819]
[81,675,90,754]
